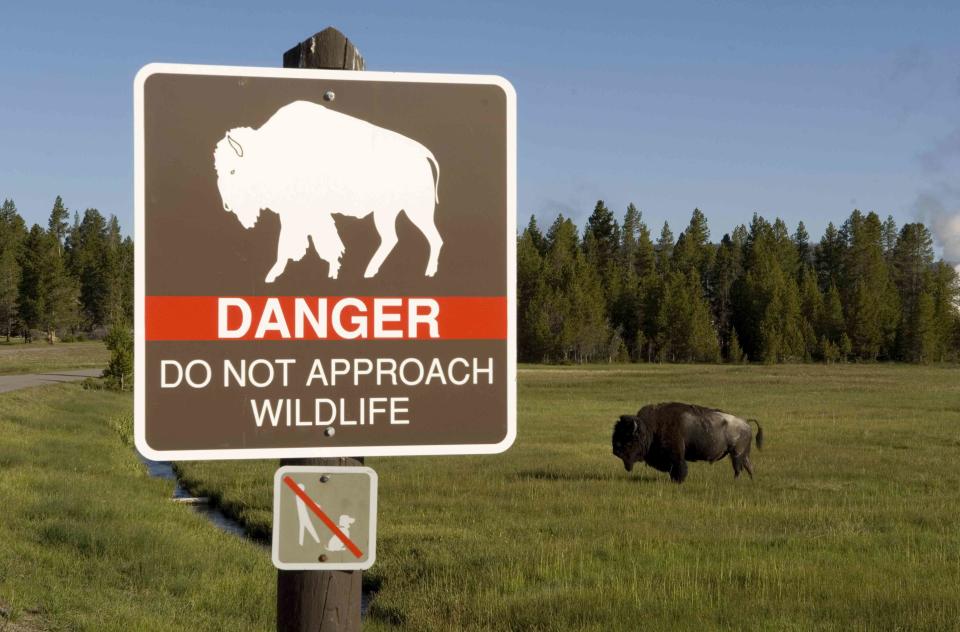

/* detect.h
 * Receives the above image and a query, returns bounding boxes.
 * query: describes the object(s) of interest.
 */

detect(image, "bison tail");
[748,419,764,450]
[426,153,440,204]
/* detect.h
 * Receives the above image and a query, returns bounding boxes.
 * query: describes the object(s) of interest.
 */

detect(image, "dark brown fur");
[611,402,763,483]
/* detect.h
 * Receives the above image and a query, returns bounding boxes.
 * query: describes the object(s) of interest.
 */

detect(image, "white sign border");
[272,465,378,571]
[134,63,516,461]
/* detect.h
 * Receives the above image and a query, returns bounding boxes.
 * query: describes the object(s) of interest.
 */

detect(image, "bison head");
[612,415,647,472]
[214,127,262,229]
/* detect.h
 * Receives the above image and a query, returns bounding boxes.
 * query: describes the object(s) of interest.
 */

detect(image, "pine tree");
[19,224,78,342]
[538,216,611,362]
[881,214,898,261]
[892,223,935,361]
[524,215,547,257]
[798,266,823,359]
[684,271,721,363]
[685,208,710,253]
[634,220,656,279]
[733,214,805,362]
[821,281,845,344]
[731,224,748,249]
[655,221,674,275]
[639,274,663,362]
[67,208,111,328]
[610,205,644,360]
[841,211,899,360]
[657,270,719,362]
[103,215,125,325]
[929,261,960,361]
[0,199,26,340]
[710,233,743,357]
[583,200,621,316]
[762,273,805,363]
[815,221,844,290]
[901,289,937,363]
[47,196,70,257]
[623,215,657,361]
[541,216,579,361]
[570,245,610,363]
[517,222,549,361]
[769,217,800,283]
[584,200,618,272]
[794,221,812,271]
[893,223,933,304]
[847,280,883,360]
[672,208,713,281]
[118,236,135,324]
[64,211,81,272]
[620,204,641,266]
[728,327,745,363]
[625,214,658,361]
[839,332,853,361]
[103,322,133,390]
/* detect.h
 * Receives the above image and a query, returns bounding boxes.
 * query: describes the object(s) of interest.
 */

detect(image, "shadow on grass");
[514,468,661,484]
[625,473,665,483]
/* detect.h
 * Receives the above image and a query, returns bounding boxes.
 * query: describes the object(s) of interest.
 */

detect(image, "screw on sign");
[272,466,377,571]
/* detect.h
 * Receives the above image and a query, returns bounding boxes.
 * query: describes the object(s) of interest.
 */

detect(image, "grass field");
[174,363,960,631]
[0,341,108,375]
[4,365,959,630]
[0,384,274,631]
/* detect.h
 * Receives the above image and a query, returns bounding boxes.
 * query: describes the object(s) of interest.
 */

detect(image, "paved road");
[0,368,103,394]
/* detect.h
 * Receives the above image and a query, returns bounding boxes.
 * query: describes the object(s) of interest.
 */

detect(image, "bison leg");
[669,459,688,483]
[265,261,287,284]
[405,207,444,276]
[743,456,755,479]
[365,211,399,278]
[309,215,345,280]
[731,456,743,478]
[666,440,688,483]
[266,223,309,283]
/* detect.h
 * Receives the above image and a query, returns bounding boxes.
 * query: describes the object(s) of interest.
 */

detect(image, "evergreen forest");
[518,202,960,364]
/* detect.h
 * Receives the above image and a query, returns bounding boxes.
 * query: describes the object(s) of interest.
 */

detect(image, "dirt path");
[0,369,102,394]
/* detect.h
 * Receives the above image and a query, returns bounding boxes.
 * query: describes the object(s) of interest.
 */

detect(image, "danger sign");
[134,64,516,460]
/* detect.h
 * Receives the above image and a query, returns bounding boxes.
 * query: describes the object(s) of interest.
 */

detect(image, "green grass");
[0,384,274,631]
[176,363,960,631]
[0,341,108,375]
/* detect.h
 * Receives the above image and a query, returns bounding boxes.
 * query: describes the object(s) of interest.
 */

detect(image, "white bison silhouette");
[213,100,442,282]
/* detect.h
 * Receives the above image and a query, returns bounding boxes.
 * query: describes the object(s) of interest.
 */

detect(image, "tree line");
[518,202,960,364]
[3,193,959,364]
[0,197,133,342]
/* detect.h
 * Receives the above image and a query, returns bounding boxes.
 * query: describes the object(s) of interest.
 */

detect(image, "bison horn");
[227,135,244,158]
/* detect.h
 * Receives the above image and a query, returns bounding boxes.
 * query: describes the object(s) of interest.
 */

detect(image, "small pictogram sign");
[272,465,377,570]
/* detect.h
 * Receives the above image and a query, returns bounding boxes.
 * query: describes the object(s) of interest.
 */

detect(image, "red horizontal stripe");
[145,296,507,341]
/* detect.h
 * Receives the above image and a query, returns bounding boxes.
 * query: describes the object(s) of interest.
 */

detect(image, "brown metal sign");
[134,64,516,460]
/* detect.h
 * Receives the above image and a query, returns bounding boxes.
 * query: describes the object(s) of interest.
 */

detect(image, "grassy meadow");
[173,363,960,631]
[2,364,958,630]
[0,340,108,375]
[0,384,274,631]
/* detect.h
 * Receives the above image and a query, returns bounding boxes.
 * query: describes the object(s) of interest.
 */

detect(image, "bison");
[213,100,443,282]
[612,402,763,483]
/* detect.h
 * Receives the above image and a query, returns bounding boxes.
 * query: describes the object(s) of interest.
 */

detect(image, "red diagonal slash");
[283,475,363,559]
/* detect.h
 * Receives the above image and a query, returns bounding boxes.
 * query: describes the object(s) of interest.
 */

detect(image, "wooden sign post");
[277,28,366,632]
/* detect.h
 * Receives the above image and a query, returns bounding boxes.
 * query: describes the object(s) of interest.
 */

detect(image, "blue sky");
[1,0,958,259]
